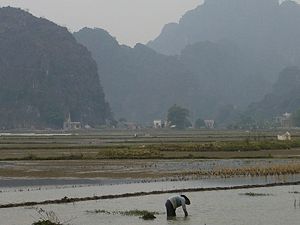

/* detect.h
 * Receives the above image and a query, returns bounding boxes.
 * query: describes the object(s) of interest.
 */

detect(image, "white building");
[277,132,291,141]
[153,120,170,128]
[204,120,215,129]
[153,120,163,128]
[63,113,81,130]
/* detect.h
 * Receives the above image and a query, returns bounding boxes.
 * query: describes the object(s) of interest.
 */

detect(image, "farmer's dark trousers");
[165,200,176,217]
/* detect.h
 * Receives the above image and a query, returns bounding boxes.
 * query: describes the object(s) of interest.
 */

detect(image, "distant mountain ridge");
[75,28,268,124]
[3,3,299,128]
[74,28,196,123]
[0,7,112,129]
[148,0,300,82]
[148,0,300,54]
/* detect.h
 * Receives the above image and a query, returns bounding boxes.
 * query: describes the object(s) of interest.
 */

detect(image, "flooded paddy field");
[0,174,299,206]
[1,184,299,225]
[0,130,300,224]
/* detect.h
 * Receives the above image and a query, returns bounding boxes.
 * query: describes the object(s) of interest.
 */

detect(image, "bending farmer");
[165,195,191,218]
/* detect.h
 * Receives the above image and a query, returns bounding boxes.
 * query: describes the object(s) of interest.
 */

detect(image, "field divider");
[1,181,299,209]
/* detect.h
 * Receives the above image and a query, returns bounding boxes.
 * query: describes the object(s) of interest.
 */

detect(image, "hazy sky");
[0,0,203,46]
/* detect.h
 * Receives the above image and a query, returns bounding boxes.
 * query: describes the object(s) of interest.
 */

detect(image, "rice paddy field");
[1,185,300,225]
[0,129,300,225]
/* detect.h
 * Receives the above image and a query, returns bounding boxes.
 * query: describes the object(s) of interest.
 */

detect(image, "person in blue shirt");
[165,195,191,218]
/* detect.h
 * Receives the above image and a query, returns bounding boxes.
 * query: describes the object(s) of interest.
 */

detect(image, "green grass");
[97,148,162,159]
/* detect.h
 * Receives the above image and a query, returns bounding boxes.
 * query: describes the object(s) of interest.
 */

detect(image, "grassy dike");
[1,139,300,160]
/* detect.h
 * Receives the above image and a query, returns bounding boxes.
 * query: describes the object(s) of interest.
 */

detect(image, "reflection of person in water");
[165,195,191,218]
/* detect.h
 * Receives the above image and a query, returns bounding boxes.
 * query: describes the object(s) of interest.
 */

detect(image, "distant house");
[153,120,169,128]
[63,113,81,130]
[277,132,291,141]
[204,120,215,129]
[153,120,163,128]
[275,112,292,128]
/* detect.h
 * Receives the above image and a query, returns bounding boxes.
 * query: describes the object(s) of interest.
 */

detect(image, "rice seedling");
[32,221,61,225]
[239,192,273,196]
[87,209,159,216]
[289,191,300,194]
[87,209,159,219]
[141,212,156,220]
[179,164,300,178]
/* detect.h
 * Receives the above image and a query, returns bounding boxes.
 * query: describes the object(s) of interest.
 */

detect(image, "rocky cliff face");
[0,7,112,129]
[248,67,300,119]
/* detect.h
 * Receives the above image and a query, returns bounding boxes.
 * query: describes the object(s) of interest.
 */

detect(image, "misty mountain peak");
[75,27,119,49]
[148,0,300,57]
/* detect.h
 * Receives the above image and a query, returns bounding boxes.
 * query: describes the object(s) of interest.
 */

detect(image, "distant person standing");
[165,195,191,218]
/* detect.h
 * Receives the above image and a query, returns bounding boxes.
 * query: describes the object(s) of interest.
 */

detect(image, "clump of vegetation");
[98,148,162,159]
[239,192,273,197]
[33,220,61,225]
[156,140,300,152]
[32,208,63,225]
[141,212,156,220]
[88,209,111,214]
[21,153,85,161]
[181,164,300,178]
[119,210,158,217]
[87,209,158,220]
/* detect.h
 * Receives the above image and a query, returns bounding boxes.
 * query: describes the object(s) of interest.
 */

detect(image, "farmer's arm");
[181,199,188,216]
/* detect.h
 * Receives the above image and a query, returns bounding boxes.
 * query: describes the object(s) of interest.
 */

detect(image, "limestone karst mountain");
[75,28,267,124]
[148,0,300,82]
[0,7,112,129]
